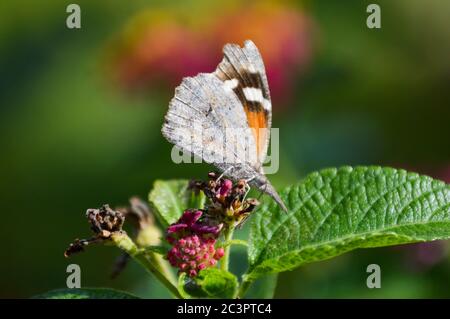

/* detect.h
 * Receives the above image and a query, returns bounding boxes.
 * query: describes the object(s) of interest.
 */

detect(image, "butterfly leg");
[216,166,234,183]
[239,175,255,202]
[242,185,250,202]
[245,175,256,183]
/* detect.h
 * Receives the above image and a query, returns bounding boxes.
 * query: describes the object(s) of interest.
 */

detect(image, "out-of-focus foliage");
[34,288,139,299]
[0,0,449,298]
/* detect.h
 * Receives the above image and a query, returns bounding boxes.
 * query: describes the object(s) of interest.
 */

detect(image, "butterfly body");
[162,40,287,212]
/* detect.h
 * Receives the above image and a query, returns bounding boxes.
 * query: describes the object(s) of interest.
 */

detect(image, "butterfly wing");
[162,41,288,212]
[215,40,272,171]
[162,73,258,170]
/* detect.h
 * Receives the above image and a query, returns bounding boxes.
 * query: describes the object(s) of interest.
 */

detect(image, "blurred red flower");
[106,1,313,110]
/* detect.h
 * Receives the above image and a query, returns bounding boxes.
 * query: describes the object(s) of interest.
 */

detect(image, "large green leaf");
[149,180,205,227]
[247,166,450,280]
[33,288,139,299]
[178,268,238,299]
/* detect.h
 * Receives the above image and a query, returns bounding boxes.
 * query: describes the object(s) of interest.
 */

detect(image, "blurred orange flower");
[107,1,313,110]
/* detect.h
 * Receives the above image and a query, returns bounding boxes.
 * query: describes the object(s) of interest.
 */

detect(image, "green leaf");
[178,268,238,299]
[149,180,205,227]
[247,166,450,280]
[177,273,192,299]
[188,186,206,210]
[33,288,139,299]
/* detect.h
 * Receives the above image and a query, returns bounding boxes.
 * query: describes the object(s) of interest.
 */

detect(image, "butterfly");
[162,40,287,212]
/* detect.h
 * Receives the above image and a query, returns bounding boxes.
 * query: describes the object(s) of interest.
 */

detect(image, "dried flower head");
[64,198,157,261]
[86,204,125,238]
[191,172,260,226]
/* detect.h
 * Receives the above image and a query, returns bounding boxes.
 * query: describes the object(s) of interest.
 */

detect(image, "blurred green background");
[1,0,449,298]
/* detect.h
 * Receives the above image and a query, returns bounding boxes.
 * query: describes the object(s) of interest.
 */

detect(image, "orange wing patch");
[245,108,269,162]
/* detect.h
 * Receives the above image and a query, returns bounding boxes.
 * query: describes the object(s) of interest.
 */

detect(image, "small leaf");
[177,273,192,299]
[33,288,139,299]
[247,166,450,280]
[178,268,238,299]
[149,180,205,227]
[188,187,206,211]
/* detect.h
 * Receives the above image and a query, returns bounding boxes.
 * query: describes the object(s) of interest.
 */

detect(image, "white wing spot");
[242,87,271,111]
[243,87,263,102]
[223,79,239,92]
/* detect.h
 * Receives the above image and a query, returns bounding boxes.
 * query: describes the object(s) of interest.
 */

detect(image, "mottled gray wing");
[162,73,258,168]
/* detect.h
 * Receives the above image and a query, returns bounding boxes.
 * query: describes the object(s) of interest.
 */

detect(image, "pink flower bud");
[215,247,225,259]
[219,179,233,196]
[166,234,225,277]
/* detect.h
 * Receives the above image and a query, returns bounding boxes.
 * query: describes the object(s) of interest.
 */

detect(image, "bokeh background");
[1,0,450,298]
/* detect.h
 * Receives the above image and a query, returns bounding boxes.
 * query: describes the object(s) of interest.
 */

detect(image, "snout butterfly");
[162,40,287,212]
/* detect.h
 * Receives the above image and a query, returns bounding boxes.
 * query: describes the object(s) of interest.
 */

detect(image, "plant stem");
[111,232,182,299]
[148,252,177,285]
[236,277,254,299]
[220,225,235,271]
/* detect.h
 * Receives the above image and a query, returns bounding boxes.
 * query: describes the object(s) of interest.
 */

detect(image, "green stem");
[111,232,182,299]
[237,277,254,299]
[148,253,177,285]
[220,225,235,271]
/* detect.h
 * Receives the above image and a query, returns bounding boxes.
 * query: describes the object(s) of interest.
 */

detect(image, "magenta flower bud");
[218,179,233,197]
[179,210,202,226]
[215,247,225,259]
[191,223,223,236]
[167,223,187,234]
